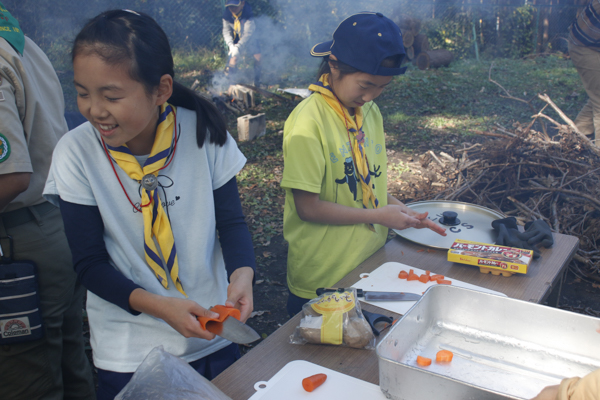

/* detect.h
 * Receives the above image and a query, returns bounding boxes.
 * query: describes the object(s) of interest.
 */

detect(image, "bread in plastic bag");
[289,288,375,349]
[114,346,232,400]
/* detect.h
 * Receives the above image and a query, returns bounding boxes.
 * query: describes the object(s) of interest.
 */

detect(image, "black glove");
[492,217,541,259]
[519,219,554,248]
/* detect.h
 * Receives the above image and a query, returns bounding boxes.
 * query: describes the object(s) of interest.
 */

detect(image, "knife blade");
[206,316,261,344]
[316,287,421,302]
[197,305,261,344]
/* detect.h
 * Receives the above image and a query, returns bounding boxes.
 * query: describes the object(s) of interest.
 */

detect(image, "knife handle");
[197,305,241,330]
[316,287,364,297]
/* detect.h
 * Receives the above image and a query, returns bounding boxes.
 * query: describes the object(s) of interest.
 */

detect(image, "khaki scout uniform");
[0,36,95,399]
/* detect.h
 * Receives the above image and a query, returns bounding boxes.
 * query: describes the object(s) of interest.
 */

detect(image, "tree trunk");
[414,49,454,70]
[413,33,430,55]
[405,46,415,60]
[403,31,415,48]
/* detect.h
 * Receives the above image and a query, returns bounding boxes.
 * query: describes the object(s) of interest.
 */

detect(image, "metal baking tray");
[393,200,505,249]
[376,285,600,400]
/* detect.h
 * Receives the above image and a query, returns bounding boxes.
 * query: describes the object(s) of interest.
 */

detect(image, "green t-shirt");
[281,93,388,299]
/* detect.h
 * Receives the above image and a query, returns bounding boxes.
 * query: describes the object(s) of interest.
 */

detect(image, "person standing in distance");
[222,0,262,86]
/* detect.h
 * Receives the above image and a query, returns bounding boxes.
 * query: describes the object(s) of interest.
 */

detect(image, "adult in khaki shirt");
[0,3,95,399]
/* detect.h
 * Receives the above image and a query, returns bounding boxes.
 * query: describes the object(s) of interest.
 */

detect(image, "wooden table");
[212,233,579,400]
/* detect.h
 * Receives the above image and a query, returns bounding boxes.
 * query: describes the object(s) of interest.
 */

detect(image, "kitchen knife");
[197,305,261,344]
[316,287,421,302]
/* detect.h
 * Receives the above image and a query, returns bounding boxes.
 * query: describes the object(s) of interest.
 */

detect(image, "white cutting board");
[352,262,506,315]
[248,360,386,400]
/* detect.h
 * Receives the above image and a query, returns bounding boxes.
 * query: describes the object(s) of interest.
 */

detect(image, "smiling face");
[73,53,166,155]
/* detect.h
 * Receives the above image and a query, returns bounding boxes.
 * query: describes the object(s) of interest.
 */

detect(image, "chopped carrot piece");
[416,355,432,366]
[437,279,452,285]
[401,251,404,255]
[425,270,431,276]
[430,274,444,282]
[407,271,419,281]
[436,350,454,363]
[417,249,425,253]
[418,274,429,283]
[398,270,409,279]
[302,373,327,392]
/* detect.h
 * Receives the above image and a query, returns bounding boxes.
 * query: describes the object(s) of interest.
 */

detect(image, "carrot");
[425,270,431,276]
[398,270,409,279]
[430,274,444,281]
[418,274,429,283]
[407,271,419,281]
[437,279,452,285]
[436,350,454,363]
[417,249,425,253]
[416,355,432,366]
[302,373,327,392]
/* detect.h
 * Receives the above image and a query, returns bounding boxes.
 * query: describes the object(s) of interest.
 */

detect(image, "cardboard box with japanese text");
[447,239,532,274]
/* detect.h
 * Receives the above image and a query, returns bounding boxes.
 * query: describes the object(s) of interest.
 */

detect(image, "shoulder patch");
[0,133,11,163]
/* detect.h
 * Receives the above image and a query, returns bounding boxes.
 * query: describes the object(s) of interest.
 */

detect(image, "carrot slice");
[418,274,429,283]
[430,274,444,281]
[302,373,327,392]
[436,350,454,363]
[425,270,431,276]
[398,270,409,279]
[416,355,432,366]
[437,279,452,285]
[407,271,419,281]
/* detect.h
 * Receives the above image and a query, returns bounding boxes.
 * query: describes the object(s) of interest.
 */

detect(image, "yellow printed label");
[312,290,355,345]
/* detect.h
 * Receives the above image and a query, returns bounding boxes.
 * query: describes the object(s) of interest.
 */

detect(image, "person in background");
[43,10,255,399]
[530,368,599,400]
[222,0,261,86]
[0,3,95,399]
[568,0,600,143]
[280,12,446,317]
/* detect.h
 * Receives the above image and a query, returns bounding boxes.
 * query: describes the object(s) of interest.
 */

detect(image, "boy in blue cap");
[222,0,261,86]
[281,12,447,316]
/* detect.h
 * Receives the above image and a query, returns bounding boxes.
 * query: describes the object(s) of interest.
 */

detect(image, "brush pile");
[407,94,600,282]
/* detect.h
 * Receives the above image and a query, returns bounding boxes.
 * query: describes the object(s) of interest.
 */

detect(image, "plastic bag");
[289,288,375,350]
[115,346,232,400]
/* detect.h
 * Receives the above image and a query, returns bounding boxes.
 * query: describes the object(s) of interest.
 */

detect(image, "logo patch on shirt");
[0,133,10,163]
[1,317,31,338]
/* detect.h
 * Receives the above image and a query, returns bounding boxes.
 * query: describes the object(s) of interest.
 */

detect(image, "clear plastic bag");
[115,346,232,400]
[289,288,375,350]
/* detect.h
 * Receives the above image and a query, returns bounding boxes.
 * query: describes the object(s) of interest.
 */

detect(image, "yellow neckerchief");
[308,74,379,231]
[106,103,186,296]
[231,9,242,41]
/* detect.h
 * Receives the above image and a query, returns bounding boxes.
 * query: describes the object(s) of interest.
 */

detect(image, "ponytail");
[169,82,228,148]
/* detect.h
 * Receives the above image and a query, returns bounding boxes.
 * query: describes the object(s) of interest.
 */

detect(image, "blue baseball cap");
[311,12,407,76]
[225,0,243,6]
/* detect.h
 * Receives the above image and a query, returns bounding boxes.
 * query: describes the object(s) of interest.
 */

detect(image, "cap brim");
[310,40,333,57]
[225,0,242,6]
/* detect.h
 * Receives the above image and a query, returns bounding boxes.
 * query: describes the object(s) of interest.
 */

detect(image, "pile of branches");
[417,94,600,282]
